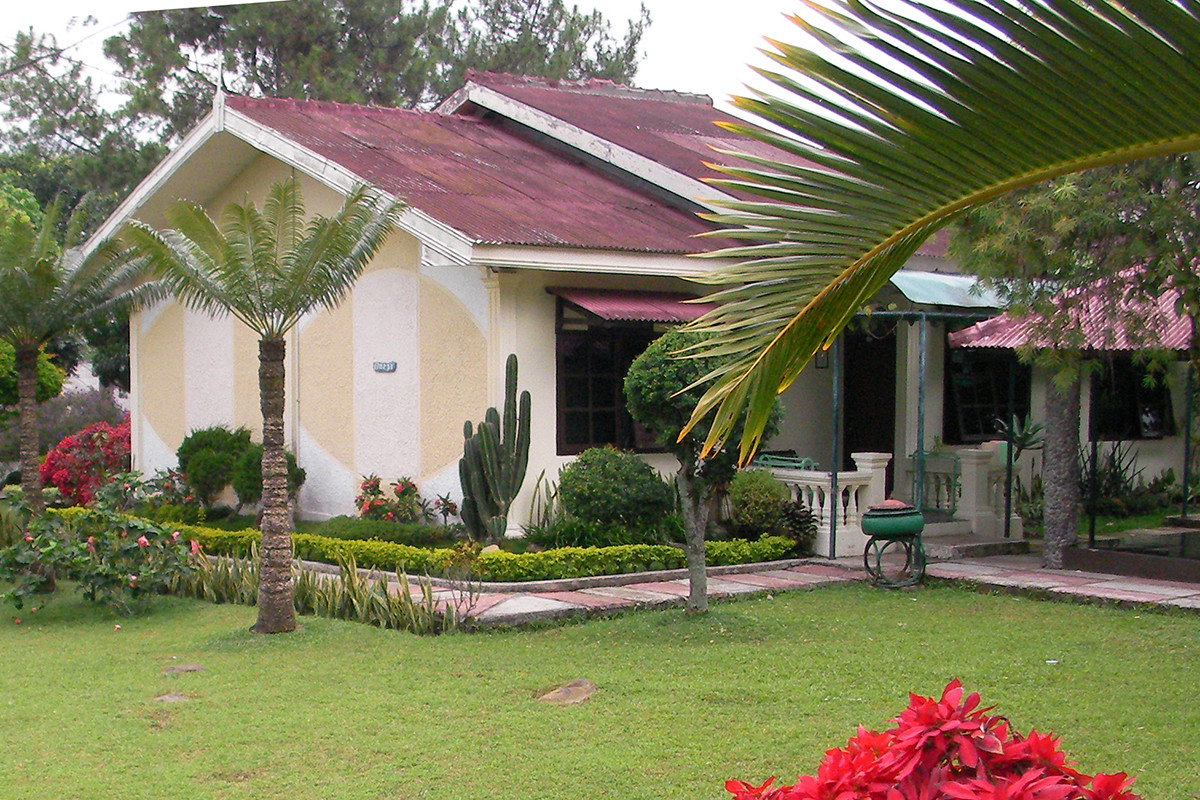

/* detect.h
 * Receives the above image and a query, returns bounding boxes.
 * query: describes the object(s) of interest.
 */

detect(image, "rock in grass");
[155,692,190,703]
[162,663,204,675]
[537,679,597,705]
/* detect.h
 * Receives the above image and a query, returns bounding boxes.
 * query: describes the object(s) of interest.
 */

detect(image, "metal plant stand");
[863,533,926,588]
[861,499,927,589]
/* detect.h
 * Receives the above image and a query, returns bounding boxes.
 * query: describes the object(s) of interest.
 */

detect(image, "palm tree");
[126,179,400,634]
[682,0,1200,462]
[0,199,147,515]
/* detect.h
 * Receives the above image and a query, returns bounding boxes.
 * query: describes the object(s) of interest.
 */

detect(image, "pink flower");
[171,531,181,542]
[23,535,33,542]
[86,536,95,553]
[190,540,201,555]
[128,574,138,584]
[136,535,150,547]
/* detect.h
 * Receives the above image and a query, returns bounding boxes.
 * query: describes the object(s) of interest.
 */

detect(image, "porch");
[764,447,1025,559]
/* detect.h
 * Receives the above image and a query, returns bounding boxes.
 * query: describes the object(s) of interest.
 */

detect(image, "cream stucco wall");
[131,156,490,519]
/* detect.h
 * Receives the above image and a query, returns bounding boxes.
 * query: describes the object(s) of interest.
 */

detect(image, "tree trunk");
[1042,376,1081,569]
[677,459,711,614]
[15,345,44,516]
[251,336,297,634]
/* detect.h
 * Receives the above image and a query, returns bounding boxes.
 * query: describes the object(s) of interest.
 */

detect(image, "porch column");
[958,448,999,537]
[851,452,891,509]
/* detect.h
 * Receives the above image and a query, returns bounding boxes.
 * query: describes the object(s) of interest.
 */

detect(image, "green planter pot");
[861,505,925,539]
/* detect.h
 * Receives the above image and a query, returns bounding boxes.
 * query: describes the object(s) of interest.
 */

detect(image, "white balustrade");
[767,452,891,558]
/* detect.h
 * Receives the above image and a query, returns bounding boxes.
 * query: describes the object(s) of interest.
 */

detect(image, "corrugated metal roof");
[463,73,952,259]
[949,275,1190,351]
[549,287,716,323]
[889,270,1000,308]
[225,96,737,254]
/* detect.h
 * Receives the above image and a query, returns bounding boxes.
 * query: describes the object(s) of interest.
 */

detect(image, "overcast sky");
[2,0,798,115]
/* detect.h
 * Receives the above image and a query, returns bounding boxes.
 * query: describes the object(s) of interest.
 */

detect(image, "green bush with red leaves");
[38,416,131,506]
[726,680,1140,800]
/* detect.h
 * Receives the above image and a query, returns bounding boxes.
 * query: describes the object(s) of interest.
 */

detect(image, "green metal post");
[914,315,927,511]
[830,335,842,557]
[1184,364,1193,519]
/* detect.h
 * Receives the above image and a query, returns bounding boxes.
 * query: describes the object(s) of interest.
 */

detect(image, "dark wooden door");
[842,328,897,493]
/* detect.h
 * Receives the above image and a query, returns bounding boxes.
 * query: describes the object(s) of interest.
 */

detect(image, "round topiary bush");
[176,426,253,508]
[230,443,306,507]
[557,446,673,529]
[727,468,789,537]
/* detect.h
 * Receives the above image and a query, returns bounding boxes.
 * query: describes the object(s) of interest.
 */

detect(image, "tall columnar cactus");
[460,354,531,543]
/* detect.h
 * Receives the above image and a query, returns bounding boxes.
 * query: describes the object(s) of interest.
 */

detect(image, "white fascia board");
[472,244,734,280]
[221,109,473,266]
[449,84,738,213]
[83,110,222,255]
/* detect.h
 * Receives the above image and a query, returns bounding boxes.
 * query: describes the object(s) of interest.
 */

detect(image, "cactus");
[459,354,530,543]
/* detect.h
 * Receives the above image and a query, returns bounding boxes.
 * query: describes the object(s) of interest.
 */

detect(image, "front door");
[842,327,897,493]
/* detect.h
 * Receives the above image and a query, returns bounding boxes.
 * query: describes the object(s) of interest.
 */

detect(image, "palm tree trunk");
[251,336,297,634]
[677,458,711,614]
[1042,376,1081,569]
[15,345,44,516]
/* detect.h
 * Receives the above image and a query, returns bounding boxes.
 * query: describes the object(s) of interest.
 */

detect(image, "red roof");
[461,72,815,199]
[549,288,716,323]
[225,95,735,254]
[949,272,1190,351]
[462,72,951,260]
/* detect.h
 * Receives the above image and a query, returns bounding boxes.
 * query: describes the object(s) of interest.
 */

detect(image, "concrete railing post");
[851,452,892,509]
[957,448,998,537]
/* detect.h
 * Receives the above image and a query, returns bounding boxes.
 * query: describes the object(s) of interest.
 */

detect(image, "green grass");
[1079,506,1180,537]
[2,583,1197,800]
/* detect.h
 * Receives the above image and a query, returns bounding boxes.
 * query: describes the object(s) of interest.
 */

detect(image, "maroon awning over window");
[548,288,716,323]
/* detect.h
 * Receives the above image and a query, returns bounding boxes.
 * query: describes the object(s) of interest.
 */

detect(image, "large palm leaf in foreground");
[126,179,400,634]
[687,0,1200,460]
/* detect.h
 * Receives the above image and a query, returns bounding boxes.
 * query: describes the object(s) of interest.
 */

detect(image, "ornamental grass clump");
[726,680,1140,800]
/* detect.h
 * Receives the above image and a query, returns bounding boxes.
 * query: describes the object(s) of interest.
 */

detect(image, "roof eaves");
[439,82,737,213]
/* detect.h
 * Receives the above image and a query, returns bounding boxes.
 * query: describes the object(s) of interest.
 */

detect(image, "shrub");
[727,469,789,536]
[0,504,198,614]
[181,522,792,583]
[557,447,673,528]
[0,341,64,411]
[316,515,455,548]
[726,679,1142,800]
[779,500,817,555]
[176,426,252,507]
[38,417,131,506]
[524,516,666,549]
[230,443,306,506]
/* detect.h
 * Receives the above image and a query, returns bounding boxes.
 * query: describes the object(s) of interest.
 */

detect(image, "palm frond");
[685,0,1200,461]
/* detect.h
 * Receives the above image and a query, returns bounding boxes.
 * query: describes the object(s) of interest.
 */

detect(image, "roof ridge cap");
[463,70,713,106]
[223,94,422,117]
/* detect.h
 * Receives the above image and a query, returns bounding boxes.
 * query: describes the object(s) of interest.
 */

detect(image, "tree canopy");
[102,0,649,140]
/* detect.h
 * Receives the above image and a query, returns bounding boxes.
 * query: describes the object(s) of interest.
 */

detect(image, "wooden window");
[555,305,657,455]
[944,347,1031,444]
[1090,356,1175,441]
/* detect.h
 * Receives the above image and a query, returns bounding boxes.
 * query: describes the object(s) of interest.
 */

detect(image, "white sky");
[1,0,799,116]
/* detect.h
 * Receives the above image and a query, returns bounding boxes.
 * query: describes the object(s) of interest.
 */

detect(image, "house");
[90,72,1015,556]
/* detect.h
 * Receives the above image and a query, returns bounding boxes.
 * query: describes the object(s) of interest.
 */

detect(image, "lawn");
[3,583,1197,800]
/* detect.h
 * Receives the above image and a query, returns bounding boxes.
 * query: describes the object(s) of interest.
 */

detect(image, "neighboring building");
[90,72,1008,552]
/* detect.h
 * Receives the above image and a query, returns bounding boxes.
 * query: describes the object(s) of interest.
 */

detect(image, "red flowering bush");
[355,474,432,523]
[38,416,131,506]
[726,681,1141,800]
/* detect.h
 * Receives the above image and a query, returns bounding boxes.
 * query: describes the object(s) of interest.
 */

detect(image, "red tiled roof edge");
[462,70,716,107]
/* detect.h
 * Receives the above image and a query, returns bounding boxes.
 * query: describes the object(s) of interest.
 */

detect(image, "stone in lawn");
[155,692,190,703]
[537,679,597,705]
[162,663,204,675]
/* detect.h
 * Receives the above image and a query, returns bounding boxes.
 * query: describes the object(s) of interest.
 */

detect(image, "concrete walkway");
[404,552,1200,628]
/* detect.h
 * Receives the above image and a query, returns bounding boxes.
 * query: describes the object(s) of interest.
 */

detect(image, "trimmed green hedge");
[174,521,795,583]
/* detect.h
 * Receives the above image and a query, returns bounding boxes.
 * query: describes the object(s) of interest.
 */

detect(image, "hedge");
[171,522,795,583]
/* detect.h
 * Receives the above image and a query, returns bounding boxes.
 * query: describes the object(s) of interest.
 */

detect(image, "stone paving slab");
[706,577,773,595]
[536,590,632,609]
[786,563,855,578]
[724,572,819,589]
[1164,595,1200,609]
[629,581,691,596]
[475,594,581,620]
[1047,585,1176,604]
[1082,579,1200,599]
[577,586,682,605]
[926,562,1008,578]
